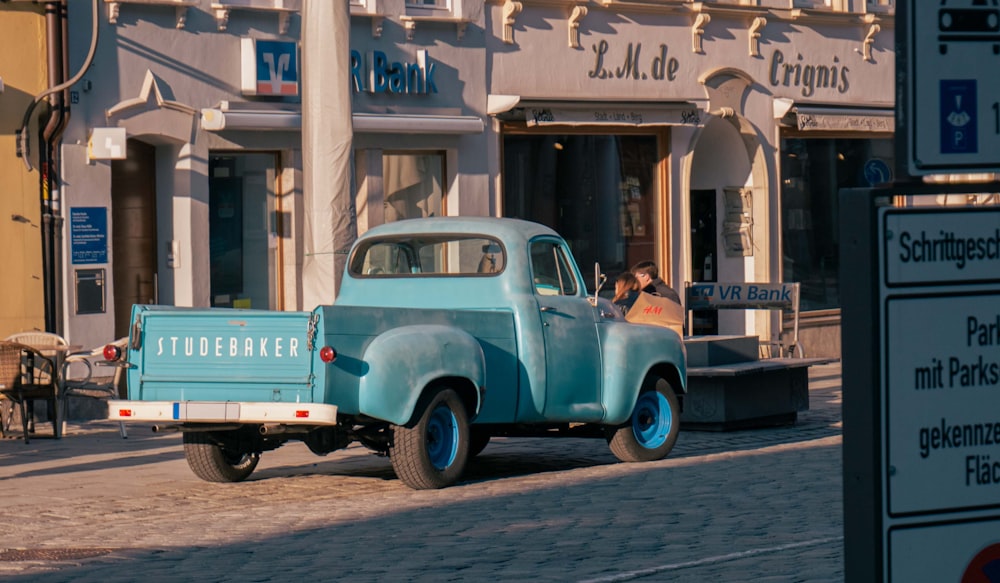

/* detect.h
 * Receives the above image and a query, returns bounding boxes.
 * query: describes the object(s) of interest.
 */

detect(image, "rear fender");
[359,325,484,425]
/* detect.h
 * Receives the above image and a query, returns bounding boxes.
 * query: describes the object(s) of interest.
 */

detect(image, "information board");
[879,206,1000,581]
[70,207,108,265]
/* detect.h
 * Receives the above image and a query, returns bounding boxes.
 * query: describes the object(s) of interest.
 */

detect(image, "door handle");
[540,306,556,312]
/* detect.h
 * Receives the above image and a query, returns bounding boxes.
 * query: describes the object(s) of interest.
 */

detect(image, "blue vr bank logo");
[255,40,299,96]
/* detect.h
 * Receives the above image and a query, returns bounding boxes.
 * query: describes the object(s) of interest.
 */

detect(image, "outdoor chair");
[0,341,59,443]
[61,338,128,438]
[4,331,69,350]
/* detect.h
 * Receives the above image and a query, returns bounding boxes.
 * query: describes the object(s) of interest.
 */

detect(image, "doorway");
[111,139,158,339]
[208,153,280,309]
[689,188,718,335]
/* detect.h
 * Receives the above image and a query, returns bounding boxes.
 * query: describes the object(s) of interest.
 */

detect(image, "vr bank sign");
[351,49,438,95]
[242,39,299,96]
[242,40,437,97]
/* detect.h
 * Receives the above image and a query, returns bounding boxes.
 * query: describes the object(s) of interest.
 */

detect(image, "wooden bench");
[679,283,837,430]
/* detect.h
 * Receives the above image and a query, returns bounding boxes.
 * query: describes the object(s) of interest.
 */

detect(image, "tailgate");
[125,306,321,404]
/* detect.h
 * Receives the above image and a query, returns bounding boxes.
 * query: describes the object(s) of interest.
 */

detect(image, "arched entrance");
[688,68,771,338]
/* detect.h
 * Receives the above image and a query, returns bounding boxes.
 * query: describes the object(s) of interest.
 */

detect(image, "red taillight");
[118,409,133,417]
[295,410,310,418]
[319,346,337,363]
[103,344,122,361]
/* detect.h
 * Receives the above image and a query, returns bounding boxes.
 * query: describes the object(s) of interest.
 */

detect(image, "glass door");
[208,153,280,310]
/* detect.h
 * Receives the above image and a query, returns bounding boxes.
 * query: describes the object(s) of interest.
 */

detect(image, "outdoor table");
[25,343,82,439]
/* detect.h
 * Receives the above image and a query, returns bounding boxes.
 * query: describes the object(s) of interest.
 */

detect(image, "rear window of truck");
[349,235,506,277]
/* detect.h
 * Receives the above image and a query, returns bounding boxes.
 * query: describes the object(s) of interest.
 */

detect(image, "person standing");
[631,260,682,305]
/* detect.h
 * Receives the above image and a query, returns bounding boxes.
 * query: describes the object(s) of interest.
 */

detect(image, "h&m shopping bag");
[625,292,685,338]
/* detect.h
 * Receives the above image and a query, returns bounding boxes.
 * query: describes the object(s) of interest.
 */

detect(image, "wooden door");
[111,140,158,339]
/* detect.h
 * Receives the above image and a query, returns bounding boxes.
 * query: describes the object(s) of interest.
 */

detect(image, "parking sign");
[901,0,1000,174]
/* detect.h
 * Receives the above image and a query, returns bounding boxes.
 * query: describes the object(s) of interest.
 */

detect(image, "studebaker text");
[156,336,300,359]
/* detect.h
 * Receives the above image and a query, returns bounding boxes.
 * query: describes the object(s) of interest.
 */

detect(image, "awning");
[353,113,484,134]
[200,102,484,134]
[779,104,894,132]
[488,94,704,128]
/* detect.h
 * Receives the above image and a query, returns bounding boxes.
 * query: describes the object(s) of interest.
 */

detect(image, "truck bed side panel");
[320,306,519,422]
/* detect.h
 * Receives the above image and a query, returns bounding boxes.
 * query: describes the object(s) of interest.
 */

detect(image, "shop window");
[209,153,280,310]
[780,137,894,312]
[867,0,893,11]
[503,134,660,293]
[383,152,444,222]
[793,0,831,9]
[406,0,448,8]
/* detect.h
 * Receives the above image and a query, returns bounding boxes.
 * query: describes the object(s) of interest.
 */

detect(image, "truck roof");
[357,217,559,246]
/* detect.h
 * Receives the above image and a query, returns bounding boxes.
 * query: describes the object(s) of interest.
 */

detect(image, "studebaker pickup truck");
[109,217,687,489]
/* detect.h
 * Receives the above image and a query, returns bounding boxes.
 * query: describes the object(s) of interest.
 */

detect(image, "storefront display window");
[503,134,660,291]
[383,152,444,222]
[208,153,280,310]
[780,137,894,311]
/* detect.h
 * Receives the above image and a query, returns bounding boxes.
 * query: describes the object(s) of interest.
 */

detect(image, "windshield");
[349,235,506,277]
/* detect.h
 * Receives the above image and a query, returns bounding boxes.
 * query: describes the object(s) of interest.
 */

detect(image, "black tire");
[390,388,469,489]
[607,375,680,463]
[469,427,491,458]
[183,431,261,483]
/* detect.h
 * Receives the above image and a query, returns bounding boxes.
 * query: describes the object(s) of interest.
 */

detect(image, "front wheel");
[390,388,469,489]
[607,375,680,463]
[183,431,261,482]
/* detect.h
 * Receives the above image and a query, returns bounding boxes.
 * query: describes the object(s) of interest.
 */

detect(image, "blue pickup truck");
[109,217,687,489]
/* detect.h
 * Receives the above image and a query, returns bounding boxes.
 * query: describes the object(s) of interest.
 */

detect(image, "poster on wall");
[70,207,108,265]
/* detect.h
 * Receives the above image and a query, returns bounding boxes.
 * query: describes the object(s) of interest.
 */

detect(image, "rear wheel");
[390,388,469,489]
[608,375,680,463]
[183,431,261,482]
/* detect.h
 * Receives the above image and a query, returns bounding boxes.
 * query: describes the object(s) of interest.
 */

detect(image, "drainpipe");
[39,0,67,333]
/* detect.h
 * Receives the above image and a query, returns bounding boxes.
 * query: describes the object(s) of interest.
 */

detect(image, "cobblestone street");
[0,364,843,582]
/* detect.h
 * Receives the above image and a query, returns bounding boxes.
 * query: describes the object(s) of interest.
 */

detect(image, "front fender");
[358,325,485,425]
[600,322,687,424]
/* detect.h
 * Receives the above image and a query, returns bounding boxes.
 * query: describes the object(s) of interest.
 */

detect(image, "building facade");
[486,0,894,356]
[0,1,49,338]
[58,0,490,350]
[52,0,894,356]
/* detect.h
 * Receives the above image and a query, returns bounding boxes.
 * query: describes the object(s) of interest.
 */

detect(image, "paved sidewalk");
[0,363,844,582]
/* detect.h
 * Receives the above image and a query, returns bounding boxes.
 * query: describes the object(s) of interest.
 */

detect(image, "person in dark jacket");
[631,260,682,305]
[612,271,641,315]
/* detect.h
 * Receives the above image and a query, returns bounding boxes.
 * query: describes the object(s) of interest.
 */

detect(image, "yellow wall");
[0,5,47,337]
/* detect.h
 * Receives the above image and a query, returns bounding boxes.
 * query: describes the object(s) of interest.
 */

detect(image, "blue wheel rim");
[632,390,672,449]
[427,404,459,470]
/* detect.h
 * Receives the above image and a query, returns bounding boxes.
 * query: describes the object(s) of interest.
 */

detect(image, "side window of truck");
[530,240,578,296]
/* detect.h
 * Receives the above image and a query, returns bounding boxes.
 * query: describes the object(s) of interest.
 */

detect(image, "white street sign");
[877,206,1000,581]
[884,209,1000,286]
[886,294,1000,515]
[906,1,1000,174]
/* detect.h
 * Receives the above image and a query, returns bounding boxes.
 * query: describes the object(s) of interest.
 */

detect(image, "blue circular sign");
[863,158,892,186]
